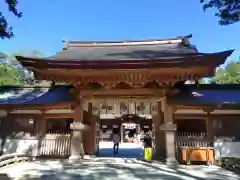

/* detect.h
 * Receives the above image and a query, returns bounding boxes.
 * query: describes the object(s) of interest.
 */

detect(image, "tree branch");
[201,0,240,25]
[0,0,22,39]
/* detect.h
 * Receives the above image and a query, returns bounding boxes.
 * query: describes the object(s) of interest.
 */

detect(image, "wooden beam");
[6,113,74,119]
[174,114,207,120]
[0,103,75,111]
[43,113,74,119]
[32,66,212,84]
[174,105,240,110]
[174,113,240,120]
[80,88,166,99]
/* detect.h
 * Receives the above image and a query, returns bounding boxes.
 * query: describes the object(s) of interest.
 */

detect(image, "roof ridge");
[62,34,192,48]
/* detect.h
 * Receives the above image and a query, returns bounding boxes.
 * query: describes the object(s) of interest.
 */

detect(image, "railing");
[0,153,31,168]
[176,132,212,147]
[39,133,71,157]
[177,132,207,138]
[176,132,214,164]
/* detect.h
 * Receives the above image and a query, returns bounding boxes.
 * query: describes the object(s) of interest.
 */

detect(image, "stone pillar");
[69,98,85,160]
[160,97,178,165]
[152,101,165,160]
[83,102,96,156]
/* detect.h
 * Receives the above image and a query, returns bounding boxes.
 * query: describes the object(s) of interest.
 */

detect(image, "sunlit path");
[98,142,143,158]
[0,158,239,180]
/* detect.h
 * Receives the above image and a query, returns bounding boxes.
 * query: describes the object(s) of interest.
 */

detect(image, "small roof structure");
[0,86,74,108]
[169,84,240,108]
[0,85,240,109]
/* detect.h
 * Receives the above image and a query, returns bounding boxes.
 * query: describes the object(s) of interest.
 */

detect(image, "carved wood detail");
[34,66,211,87]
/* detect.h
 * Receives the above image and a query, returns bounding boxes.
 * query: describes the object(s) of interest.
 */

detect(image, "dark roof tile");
[0,87,73,105]
[49,35,199,61]
[169,88,240,106]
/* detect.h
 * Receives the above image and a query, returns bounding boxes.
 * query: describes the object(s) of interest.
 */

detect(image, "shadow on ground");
[4,158,240,180]
[0,173,12,180]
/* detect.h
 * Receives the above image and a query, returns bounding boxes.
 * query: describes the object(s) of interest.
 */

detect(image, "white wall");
[0,138,38,156]
[214,138,240,160]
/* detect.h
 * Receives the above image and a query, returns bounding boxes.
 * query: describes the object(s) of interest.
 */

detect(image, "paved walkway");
[98,142,143,158]
[0,158,239,180]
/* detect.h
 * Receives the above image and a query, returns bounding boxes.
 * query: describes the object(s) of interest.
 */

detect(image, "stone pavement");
[98,142,143,158]
[0,158,239,180]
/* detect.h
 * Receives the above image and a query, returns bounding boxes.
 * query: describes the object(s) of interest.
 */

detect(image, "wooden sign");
[123,124,136,129]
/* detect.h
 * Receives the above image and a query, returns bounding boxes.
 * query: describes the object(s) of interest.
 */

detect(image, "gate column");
[160,97,178,165]
[152,101,165,160]
[83,102,96,156]
[69,97,85,160]
[36,117,46,157]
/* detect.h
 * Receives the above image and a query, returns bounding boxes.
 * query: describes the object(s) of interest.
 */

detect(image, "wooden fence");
[176,132,211,147]
[38,133,71,157]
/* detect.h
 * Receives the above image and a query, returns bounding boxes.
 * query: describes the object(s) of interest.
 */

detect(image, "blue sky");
[0,0,239,64]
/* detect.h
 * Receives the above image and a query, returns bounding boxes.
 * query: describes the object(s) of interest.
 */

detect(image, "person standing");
[112,132,121,157]
[143,132,153,162]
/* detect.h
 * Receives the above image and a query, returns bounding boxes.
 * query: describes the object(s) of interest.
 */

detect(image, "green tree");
[198,79,207,84]
[0,63,26,85]
[0,51,26,85]
[0,50,44,85]
[211,61,240,84]
[0,52,7,59]
[200,0,239,25]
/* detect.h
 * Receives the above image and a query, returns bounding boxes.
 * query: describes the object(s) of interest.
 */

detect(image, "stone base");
[165,157,179,166]
[69,155,82,160]
[83,155,96,160]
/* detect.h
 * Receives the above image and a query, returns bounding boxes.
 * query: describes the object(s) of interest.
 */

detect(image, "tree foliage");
[0,63,26,85]
[200,0,240,25]
[0,51,26,85]
[0,50,44,85]
[0,52,7,59]
[211,61,240,84]
[0,0,22,39]
[9,50,45,84]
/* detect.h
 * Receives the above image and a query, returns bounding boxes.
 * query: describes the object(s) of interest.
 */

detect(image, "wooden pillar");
[83,102,96,155]
[36,117,46,157]
[206,111,213,142]
[36,118,46,138]
[152,101,165,160]
[69,98,85,160]
[160,97,178,165]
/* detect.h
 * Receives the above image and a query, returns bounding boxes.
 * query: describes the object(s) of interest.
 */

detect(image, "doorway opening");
[97,114,153,158]
[121,123,139,143]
